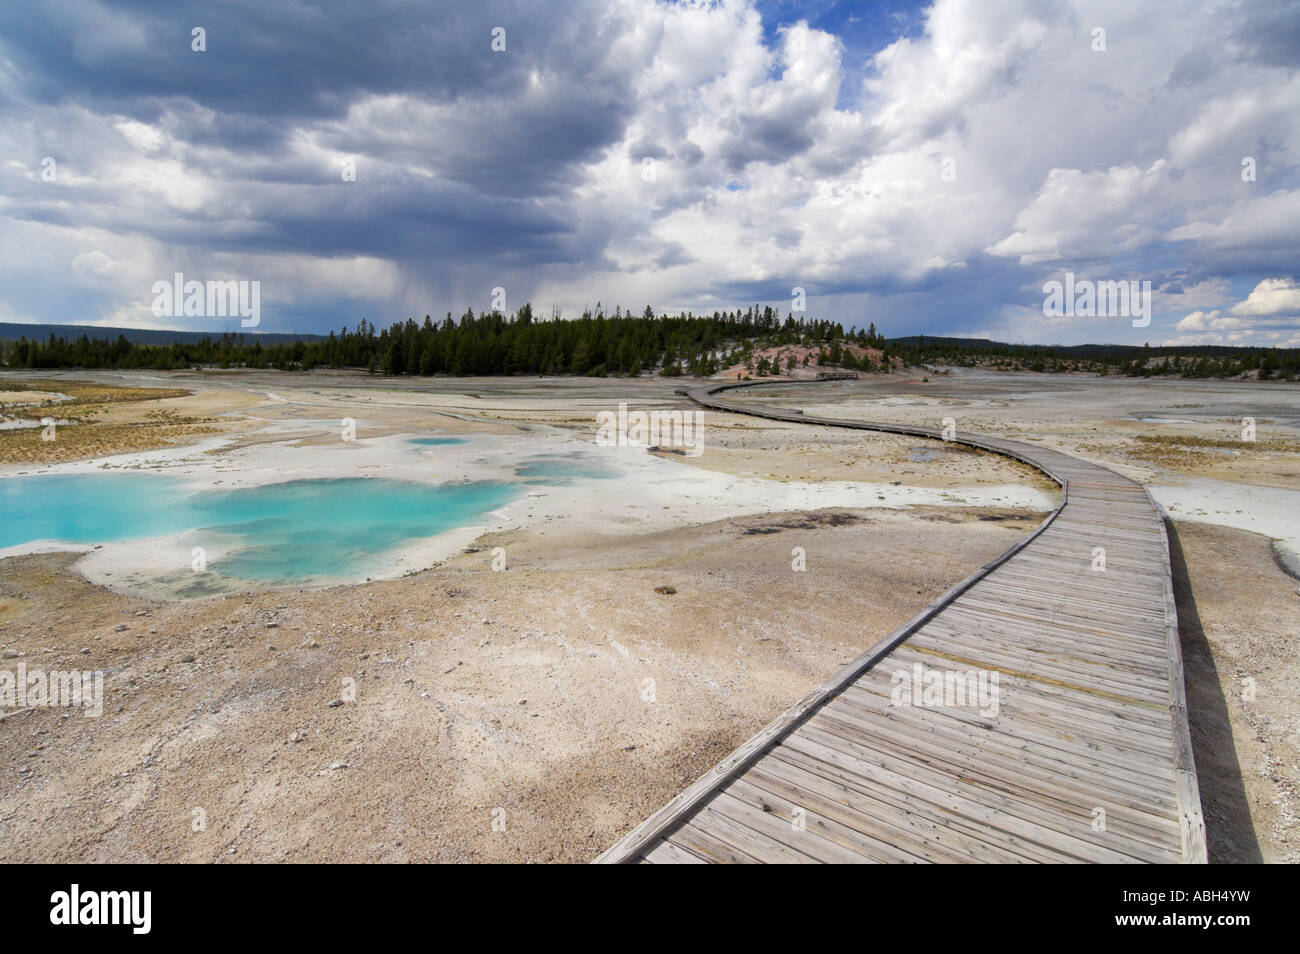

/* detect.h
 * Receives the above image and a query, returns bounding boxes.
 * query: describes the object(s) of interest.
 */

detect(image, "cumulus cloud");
[1175,310,1245,332]
[1230,277,1300,317]
[985,161,1172,265]
[1170,276,1300,346]
[0,0,1296,343]
[1175,310,1215,332]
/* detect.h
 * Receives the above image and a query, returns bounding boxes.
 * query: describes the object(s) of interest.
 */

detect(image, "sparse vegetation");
[0,379,210,464]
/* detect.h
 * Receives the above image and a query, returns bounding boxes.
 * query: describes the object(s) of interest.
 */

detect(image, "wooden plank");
[835,680,1177,780]
[764,744,1073,864]
[777,731,1150,863]
[886,635,1174,704]
[736,762,1014,863]
[714,784,919,863]
[797,718,1183,858]
[913,611,1173,673]
[805,705,1182,840]
[687,797,829,863]
[640,839,708,864]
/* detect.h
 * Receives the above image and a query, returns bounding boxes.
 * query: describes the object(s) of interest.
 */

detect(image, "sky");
[1,0,1298,346]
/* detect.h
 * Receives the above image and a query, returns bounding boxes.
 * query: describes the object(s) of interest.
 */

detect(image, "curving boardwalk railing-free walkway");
[595,379,1206,864]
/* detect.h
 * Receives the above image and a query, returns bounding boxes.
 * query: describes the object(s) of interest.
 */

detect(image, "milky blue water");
[410,437,468,446]
[0,473,518,582]
[513,453,620,485]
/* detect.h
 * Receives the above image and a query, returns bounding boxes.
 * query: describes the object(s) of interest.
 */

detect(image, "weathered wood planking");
[594,379,1206,864]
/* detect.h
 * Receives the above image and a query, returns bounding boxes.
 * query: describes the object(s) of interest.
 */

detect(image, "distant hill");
[887,334,1142,356]
[883,333,1298,379]
[886,334,1267,360]
[888,335,1007,350]
[0,322,327,346]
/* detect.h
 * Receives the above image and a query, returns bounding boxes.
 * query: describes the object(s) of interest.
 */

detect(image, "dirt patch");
[1169,520,1300,863]
[0,507,1033,862]
[743,511,863,534]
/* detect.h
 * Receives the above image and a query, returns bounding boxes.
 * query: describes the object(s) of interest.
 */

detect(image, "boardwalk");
[595,380,1206,864]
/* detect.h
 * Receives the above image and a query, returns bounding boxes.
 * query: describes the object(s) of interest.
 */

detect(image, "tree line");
[0,306,887,377]
[892,337,1300,381]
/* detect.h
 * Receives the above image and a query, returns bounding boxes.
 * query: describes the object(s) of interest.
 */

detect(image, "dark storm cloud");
[1231,0,1300,68]
[676,142,704,165]
[0,0,639,257]
[720,111,817,170]
[3,1,537,119]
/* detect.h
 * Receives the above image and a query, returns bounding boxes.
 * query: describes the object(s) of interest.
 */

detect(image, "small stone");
[113,624,128,632]
[265,622,279,629]
[329,762,347,770]
[288,731,304,743]
[180,654,196,663]
[326,699,343,708]
[79,648,91,655]
[2,650,19,660]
